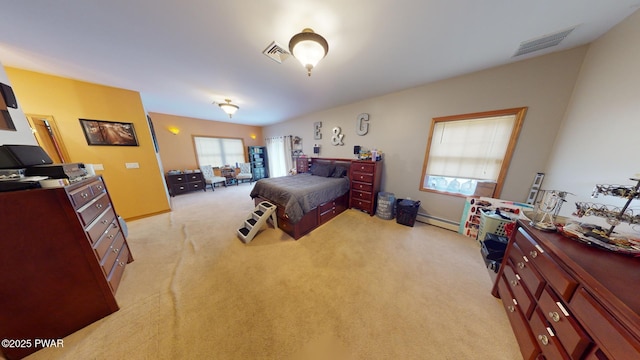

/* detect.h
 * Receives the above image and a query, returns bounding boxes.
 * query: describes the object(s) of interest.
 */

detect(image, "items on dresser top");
[24,162,87,182]
[0,144,53,169]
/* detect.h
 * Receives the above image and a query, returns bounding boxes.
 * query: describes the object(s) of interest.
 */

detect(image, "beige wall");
[265,47,588,224]
[544,10,640,233]
[5,67,170,220]
[148,112,263,172]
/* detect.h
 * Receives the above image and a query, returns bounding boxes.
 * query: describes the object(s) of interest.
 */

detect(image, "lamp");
[289,28,329,76]
[168,126,180,135]
[218,99,239,118]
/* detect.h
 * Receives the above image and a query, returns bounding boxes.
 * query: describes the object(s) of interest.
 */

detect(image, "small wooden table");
[221,167,237,186]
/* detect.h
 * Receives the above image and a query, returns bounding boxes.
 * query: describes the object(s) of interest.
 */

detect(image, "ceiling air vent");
[513,26,577,57]
[262,41,291,63]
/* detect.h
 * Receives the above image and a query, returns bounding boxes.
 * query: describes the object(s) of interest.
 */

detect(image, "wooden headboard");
[306,157,352,173]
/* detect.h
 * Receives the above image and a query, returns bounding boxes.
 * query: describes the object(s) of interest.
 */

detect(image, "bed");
[250,158,352,239]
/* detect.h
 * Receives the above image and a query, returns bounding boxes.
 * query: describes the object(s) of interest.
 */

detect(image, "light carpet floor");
[24,184,521,360]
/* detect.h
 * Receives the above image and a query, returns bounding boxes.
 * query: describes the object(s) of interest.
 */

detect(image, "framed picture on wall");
[80,119,139,146]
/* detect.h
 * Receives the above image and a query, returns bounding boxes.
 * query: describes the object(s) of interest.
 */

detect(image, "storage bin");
[477,209,516,242]
[396,199,420,227]
[376,192,395,220]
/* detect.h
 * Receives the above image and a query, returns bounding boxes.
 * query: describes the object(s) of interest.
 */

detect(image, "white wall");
[265,47,588,225]
[0,60,36,145]
[544,10,640,234]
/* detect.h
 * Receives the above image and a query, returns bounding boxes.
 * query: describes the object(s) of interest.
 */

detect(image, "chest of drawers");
[0,176,133,359]
[492,221,640,360]
[349,160,383,215]
[166,172,205,196]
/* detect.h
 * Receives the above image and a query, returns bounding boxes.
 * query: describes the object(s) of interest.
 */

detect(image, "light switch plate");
[125,162,140,169]
[93,164,104,170]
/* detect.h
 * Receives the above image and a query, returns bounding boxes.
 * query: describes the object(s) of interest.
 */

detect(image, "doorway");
[26,114,69,164]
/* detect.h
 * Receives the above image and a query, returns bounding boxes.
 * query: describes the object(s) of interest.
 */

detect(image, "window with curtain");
[193,136,245,168]
[420,107,527,197]
[265,135,293,177]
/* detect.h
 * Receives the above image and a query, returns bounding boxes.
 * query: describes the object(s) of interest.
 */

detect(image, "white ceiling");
[1,1,639,126]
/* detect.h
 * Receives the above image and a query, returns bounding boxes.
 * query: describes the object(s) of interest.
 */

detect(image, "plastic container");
[477,209,516,242]
[376,192,395,220]
[396,199,421,227]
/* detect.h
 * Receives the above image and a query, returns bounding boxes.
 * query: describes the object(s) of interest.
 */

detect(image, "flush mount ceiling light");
[288,28,329,76]
[218,99,239,118]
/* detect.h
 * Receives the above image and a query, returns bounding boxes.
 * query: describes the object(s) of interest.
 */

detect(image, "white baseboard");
[415,213,460,232]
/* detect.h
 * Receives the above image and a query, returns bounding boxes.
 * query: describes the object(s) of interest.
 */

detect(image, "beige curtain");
[265,135,293,177]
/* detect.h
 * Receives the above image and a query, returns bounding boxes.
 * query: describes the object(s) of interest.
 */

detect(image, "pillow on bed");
[331,166,348,178]
[311,163,335,177]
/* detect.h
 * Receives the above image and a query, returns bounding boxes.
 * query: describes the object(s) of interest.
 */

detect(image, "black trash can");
[396,199,420,227]
[480,233,509,283]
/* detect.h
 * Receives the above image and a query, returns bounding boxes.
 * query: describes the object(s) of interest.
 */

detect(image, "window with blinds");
[420,107,527,197]
[193,136,246,168]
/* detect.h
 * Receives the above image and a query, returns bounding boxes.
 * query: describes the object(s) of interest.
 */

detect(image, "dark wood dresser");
[0,176,133,360]
[165,172,205,196]
[349,160,383,215]
[492,220,640,359]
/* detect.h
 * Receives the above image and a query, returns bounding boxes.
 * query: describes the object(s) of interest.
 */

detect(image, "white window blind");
[426,115,515,180]
[194,136,245,168]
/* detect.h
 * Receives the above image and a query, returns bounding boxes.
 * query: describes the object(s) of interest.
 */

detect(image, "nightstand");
[349,160,383,215]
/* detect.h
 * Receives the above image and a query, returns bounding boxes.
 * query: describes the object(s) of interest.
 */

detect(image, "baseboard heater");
[415,212,460,232]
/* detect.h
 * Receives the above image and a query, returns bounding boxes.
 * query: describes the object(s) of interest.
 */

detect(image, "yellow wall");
[148,112,263,171]
[6,67,170,220]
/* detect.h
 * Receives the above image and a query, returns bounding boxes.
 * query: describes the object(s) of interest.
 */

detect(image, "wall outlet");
[125,162,140,169]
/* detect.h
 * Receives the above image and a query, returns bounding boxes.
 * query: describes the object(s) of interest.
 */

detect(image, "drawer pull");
[101,219,109,224]
[81,193,89,198]
[537,334,549,346]
[113,248,119,253]
[507,305,515,313]
[517,262,525,269]
[108,234,115,239]
[119,261,125,267]
[97,185,103,190]
[96,203,103,209]
[555,301,570,316]
[548,311,560,322]
[510,279,518,287]
[529,250,538,258]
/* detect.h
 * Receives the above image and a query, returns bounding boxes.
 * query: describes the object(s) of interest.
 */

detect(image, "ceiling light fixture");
[218,99,239,118]
[289,28,328,76]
